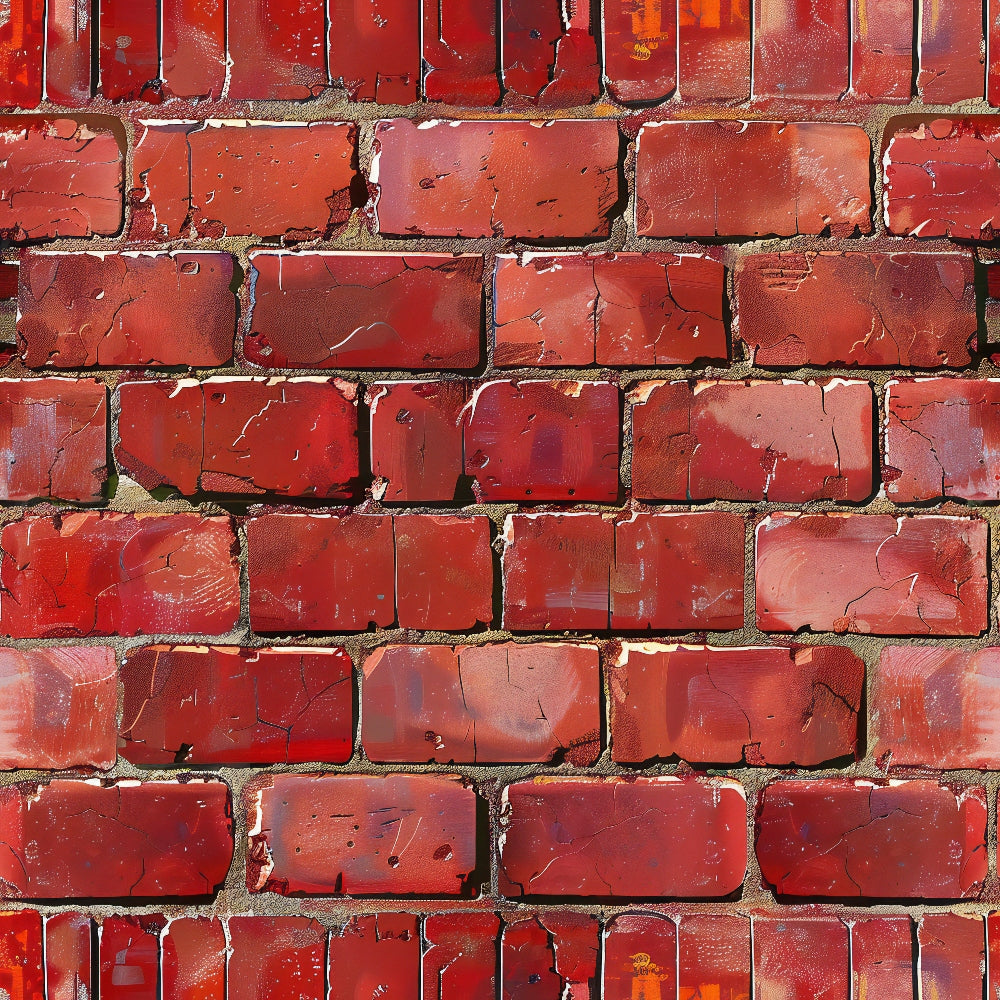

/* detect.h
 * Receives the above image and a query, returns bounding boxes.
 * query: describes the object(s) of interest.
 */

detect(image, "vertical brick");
[0,910,43,1000]
[161,918,225,1000]
[603,0,676,104]
[852,0,913,101]
[851,918,914,999]
[501,914,599,999]
[678,0,752,102]
[227,917,326,1000]
[99,916,160,1000]
[162,0,227,99]
[604,913,676,999]
[918,914,985,999]
[422,0,499,105]
[45,0,92,104]
[753,916,849,1000]
[98,0,160,101]
[328,915,420,1000]
[0,0,43,108]
[45,914,93,1000]
[917,0,985,104]
[423,913,499,1000]
[678,914,751,1000]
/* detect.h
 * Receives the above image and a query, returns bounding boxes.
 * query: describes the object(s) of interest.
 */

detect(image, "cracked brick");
[98,0,159,102]
[328,914,420,1000]
[161,918,225,1000]
[329,0,419,102]
[99,915,160,1000]
[422,913,499,1000]
[228,917,325,1000]
[421,0,499,105]
[501,913,598,1000]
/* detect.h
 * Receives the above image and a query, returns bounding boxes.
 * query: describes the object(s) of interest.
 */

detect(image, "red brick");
[0,512,240,639]
[100,916,159,1000]
[227,917,325,1000]
[98,0,159,102]
[604,0,676,104]
[851,0,912,101]
[988,912,1000,998]
[756,778,987,898]
[630,379,874,502]
[329,0,419,102]
[226,0,327,100]
[423,913,499,1000]
[735,250,977,368]
[422,0,499,105]
[162,0,226,99]
[603,913,676,998]
[0,378,107,501]
[369,381,468,502]
[0,0,43,108]
[247,772,478,896]
[851,918,914,1000]
[328,914,420,1000]
[992,1,1000,106]
[678,914,751,1000]
[18,251,236,368]
[636,121,871,238]
[373,118,620,239]
[0,645,116,770]
[678,1,751,102]
[493,252,727,368]
[753,916,849,1000]
[45,0,92,105]
[361,642,600,764]
[0,779,233,898]
[132,120,355,240]
[918,914,985,1000]
[610,643,864,766]
[161,918,225,1000]
[0,910,43,1000]
[755,513,989,636]
[0,119,122,240]
[116,377,358,498]
[45,913,93,1000]
[917,0,984,104]
[243,251,482,370]
[464,380,620,502]
[501,914,598,999]
[119,645,353,766]
[498,776,747,898]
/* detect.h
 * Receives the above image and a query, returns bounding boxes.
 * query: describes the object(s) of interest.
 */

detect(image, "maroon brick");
[243,251,482,370]
[756,778,988,898]
[100,916,159,1000]
[992,1,1000,107]
[422,0,499,105]
[119,645,353,766]
[373,118,620,239]
[501,914,598,999]
[919,914,985,1000]
[851,918,914,1000]
[328,914,420,1000]
[161,918,225,1000]
[0,0,43,108]
[18,251,236,369]
[0,779,233,899]
[227,917,325,1000]
[610,643,864,766]
[753,917,849,1000]
[0,910,43,1000]
[498,776,747,899]
[852,0,913,101]
[735,250,977,369]
[678,0,751,102]
[423,913,499,1000]
[0,512,240,639]
[246,772,478,896]
[755,513,989,636]
[917,0,984,104]
[988,912,1000,998]
[329,0,419,102]
[603,0,675,104]
[45,913,93,1000]
[0,378,107,501]
[161,0,226,100]
[637,121,871,238]
[45,0,92,105]
[678,914,751,1000]
[98,0,159,102]
[630,379,874,502]
[604,914,675,998]
[464,381,620,502]
[361,642,600,764]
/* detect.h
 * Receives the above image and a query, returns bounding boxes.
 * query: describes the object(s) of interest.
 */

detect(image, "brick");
[373,118,620,239]
[45,0,92,105]
[246,772,478,896]
[0,779,233,898]
[992,1,1000,106]
[119,645,353,766]
[501,914,598,999]
[630,379,874,502]
[226,0,327,100]
[98,0,159,102]
[227,917,325,1000]
[329,0,419,102]
[0,910,43,1000]
[0,119,122,240]
[678,914,751,1000]
[423,913,499,1000]
[162,0,226,99]
[851,918,914,1000]
[885,379,1000,501]
[243,251,482,370]
[735,250,977,368]
[0,645,116,770]
[498,776,747,898]
[753,916,849,1000]
[369,381,468,502]
[755,513,989,636]
[161,918,225,1000]
[0,377,107,501]
[989,912,1000,998]
[0,0,43,108]
[603,0,676,104]
[610,643,864,766]
[361,642,600,764]
[132,120,356,240]
[422,0,499,105]
[636,121,871,238]
[678,0,752,102]
[603,913,676,998]
[464,380,620,502]
[493,253,727,368]
[0,512,240,639]
[851,0,912,101]
[756,778,987,898]
[99,916,159,1000]
[918,914,985,1000]
[328,915,420,1000]
[917,0,984,104]
[18,251,236,368]
[45,913,93,1000]
[116,377,358,498]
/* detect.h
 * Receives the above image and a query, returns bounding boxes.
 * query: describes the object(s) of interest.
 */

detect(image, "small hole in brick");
[180,261,200,275]
[387,855,400,868]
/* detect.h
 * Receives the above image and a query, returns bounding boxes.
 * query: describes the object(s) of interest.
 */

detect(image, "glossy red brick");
[464,381,620,501]
[119,645,353,766]
[100,916,159,1000]
[735,250,977,368]
[423,913,499,1000]
[422,0,499,105]
[0,512,240,639]
[756,778,987,898]
[755,513,989,636]
[0,378,107,501]
[246,772,477,896]
[851,918,914,999]
[98,0,159,102]
[992,1,1000,107]
[369,381,468,502]
[603,0,675,104]
[611,512,745,631]
[18,251,236,368]
[988,912,1000,998]
[132,120,355,240]
[0,779,233,898]
[630,379,874,502]
[499,776,747,899]
[45,0,92,105]
[852,0,912,101]
[226,0,326,100]
[162,0,226,99]
[0,910,43,1000]
[678,914,751,1000]
[373,118,620,239]
[610,643,864,766]
[493,252,727,368]
[227,917,325,1000]
[637,121,871,238]
[116,377,358,498]
[0,645,116,770]
[161,918,225,1000]
[919,914,985,1000]
[917,0,984,104]
[603,913,676,1000]
[753,917,849,1000]
[361,642,600,764]
[244,251,482,370]
[329,914,420,1000]
[502,914,598,999]
[0,0,43,108]
[678,0,752,102]
[0,119,122,240]
[45,913,93,1000]
[329,0,419,102]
